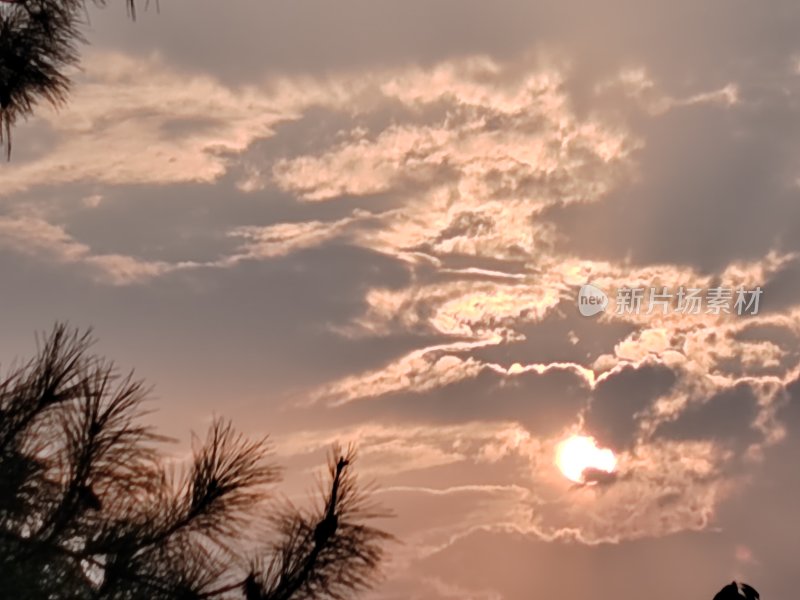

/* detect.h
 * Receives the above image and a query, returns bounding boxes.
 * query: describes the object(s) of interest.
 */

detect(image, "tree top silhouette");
[0,0,144,159]
[0,323,392,599]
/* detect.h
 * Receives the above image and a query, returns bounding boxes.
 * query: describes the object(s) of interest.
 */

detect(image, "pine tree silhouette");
[0,324,392,599]
[0,0,142,159]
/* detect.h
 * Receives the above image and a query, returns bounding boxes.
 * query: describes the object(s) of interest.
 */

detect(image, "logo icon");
[578,284,608,317]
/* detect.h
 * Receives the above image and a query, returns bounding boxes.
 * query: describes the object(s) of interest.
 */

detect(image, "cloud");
[0,215,173,284]
[229,216,359,259]
[2,51,360,196]
[313,349,487,406]
[6,16,800,599]
[595,67,738,116]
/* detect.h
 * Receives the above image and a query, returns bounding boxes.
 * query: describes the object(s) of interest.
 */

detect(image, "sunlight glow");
[555,435,617,484]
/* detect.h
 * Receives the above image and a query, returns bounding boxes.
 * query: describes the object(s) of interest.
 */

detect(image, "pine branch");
[252,446,394,600]
[0,325,393,599]
[0,0,147,158]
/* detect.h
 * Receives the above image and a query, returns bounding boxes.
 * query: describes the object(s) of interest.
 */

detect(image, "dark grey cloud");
[84,1,800,88]
[654,383,761,453]
[0,240,421,436]
[298,364,590,436]
[779,375,800,432]
[585,363,677,451]
[474,299,638,367]
[544,98,800,273]
[757,257,800,315]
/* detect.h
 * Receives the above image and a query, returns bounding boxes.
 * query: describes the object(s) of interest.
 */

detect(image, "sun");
[555,435,617,484]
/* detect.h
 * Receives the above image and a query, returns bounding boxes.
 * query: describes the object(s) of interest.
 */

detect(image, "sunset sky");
[3,1,800,598]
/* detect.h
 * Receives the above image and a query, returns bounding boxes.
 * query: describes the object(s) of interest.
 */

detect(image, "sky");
[3,1,800,598]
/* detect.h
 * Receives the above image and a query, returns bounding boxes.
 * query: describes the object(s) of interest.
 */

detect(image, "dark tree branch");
[0,324,391,600]
[251,446,393,600]
[0,0,147,158]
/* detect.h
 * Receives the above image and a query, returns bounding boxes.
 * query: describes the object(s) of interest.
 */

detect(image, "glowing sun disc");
[556,435,616,483]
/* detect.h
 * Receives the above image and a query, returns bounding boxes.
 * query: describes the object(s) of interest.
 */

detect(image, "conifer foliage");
[0,324,391,599]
